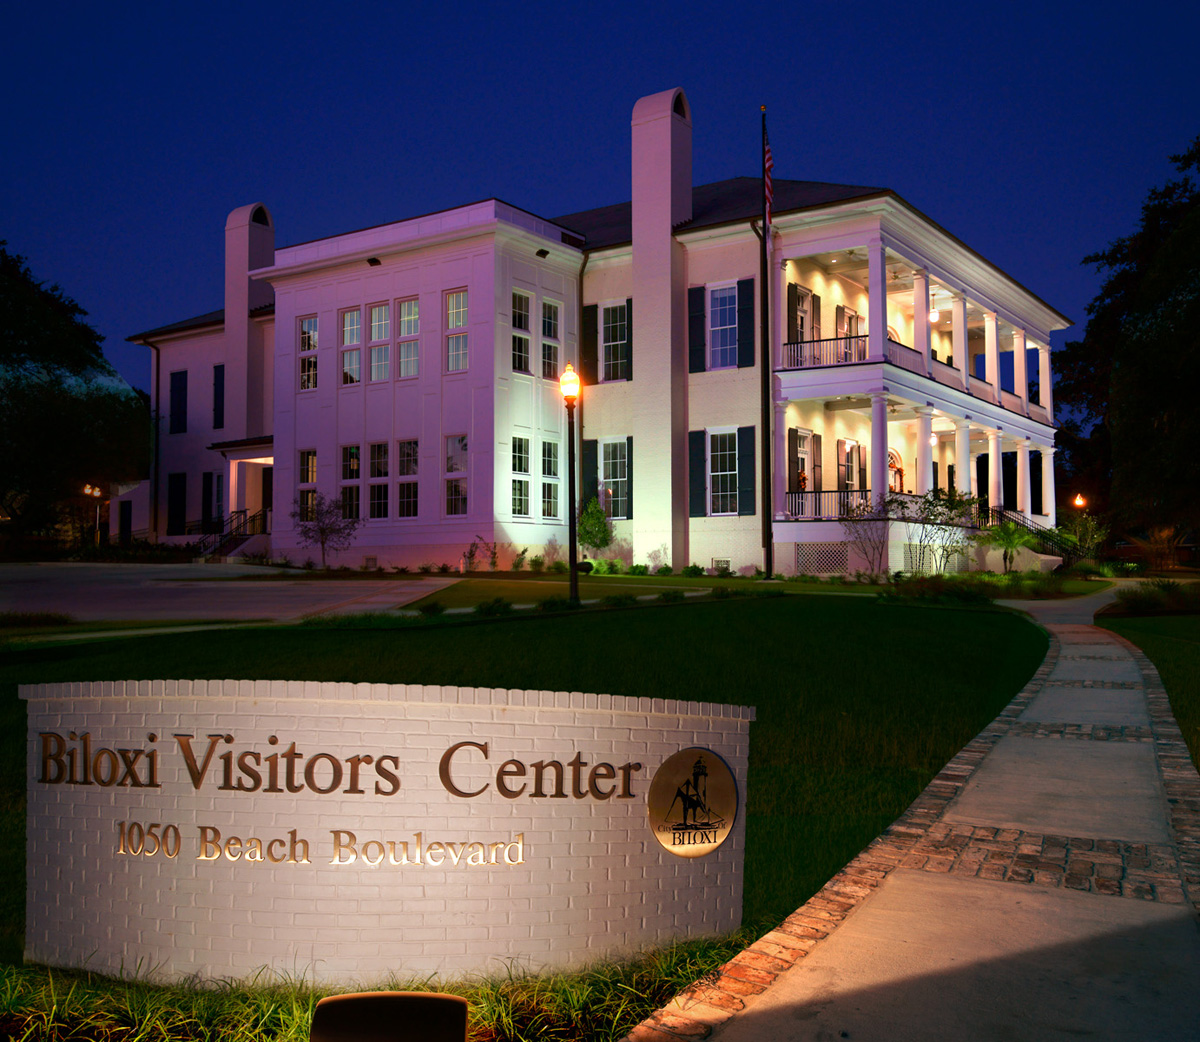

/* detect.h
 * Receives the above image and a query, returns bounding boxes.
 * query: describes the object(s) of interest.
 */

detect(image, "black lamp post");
[559,363,580,605]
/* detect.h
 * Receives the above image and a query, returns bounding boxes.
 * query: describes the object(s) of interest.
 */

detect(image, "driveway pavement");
[0,562,456,622]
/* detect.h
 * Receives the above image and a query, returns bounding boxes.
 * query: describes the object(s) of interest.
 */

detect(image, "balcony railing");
[782,336,867,369]
[784,489,871,519]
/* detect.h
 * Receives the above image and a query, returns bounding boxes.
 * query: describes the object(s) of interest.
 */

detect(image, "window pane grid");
[542,341,558,379]
[398,339,418,378]
[300,355,318,390]
[709,286,737,369]
[445,435,467,474]
[602,304,628,381]
[300,317,319,352]
[399,299,419,337]
[542,481,558,519]
[341,485,360,520]
[341,445,360,481]
[342,349,360,384]
[512,334,530,373]
[710,432,737,514]
[369,443,388,478]
[446,478,467,515]
[369,484,388,519]
[342,310,361,346]
[512,478,529,516]
[369,344,390,381]
[397,481,418,517]
[541,441,558,478]
[512,436,529,474]
[299,450,317,485]
[601,441,628,519]
[446,291,467,330]
[397,439,418,476]
[512,292,530,332]
[542,302,559,340]
[447,333,468,371]
[370,304,390,342]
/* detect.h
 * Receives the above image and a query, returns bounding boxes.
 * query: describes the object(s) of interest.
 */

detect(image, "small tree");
[899,488,978,575]
[1060,510,1109,560]
[290,492,363,567]
[839,497,897,581]
[974,520,1037,574]
[577,497,613,558]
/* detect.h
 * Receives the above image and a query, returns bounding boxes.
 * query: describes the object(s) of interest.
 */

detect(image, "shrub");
[530,555,545,573]
[474,597,513,617]
[437,562,453,574]
[417,600,445,617]
[659,589,685,603]
[1113,578,1200,615]
[601,594,637,609]
[591,559,610,576]
[713,586,745,600]
[391,564,410,574]
[882,575,994,606]
[549,560,568,574]
[0,611,74,628]
[606,558,624,575]
[418,562,434,574]
[682,564,705,578]
[537,596,578,613]
[628,563,649,576]
[716,565,734,579]
[512,548,528,572]
[755,587,787,599]
[656,564,673,576]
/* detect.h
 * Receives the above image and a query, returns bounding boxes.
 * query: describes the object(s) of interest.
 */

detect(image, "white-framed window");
[602,302,629,381]
[369,343,390,381]
[446,290,468,372]
[299,316,319,353]
[298,488,316,523]
[511,435,530,517]
[397,439,418,518]
[341,445,360,481]
[342,348,360,385]
[512,436,530,475]
[708,284,738,369]
[445,434,467,515]
[341,309,361,348]
[368,483,388,519]
[542,300,560,379]
[299,449,317,485]
[709,429,738,515]
[792,285,812,343]
[341,484,360,520]
[541,440,559,519]
[369,442,388,478]
[512,292,530,331]
[600,439,628,519]
[397,298,419,378]
[370,303,390,343]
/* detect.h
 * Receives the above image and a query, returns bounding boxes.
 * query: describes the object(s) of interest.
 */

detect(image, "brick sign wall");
[22,680,753,983]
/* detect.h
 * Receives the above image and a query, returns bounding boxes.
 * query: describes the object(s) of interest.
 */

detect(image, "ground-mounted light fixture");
[559,363,581,605]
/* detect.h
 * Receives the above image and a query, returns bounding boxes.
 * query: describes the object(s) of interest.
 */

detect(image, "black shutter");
[737,426,756,516]
[581,439,598,507]
[859,446,868,493]
[166,473,186,536]
[787,283,799,343]
[947,462,956,493]
[812,433,823,493]
[688,287,706,373]
[212,364,225,430]
[812,294,822,340]
[787,428,799,493]
[837,439,847,491]
[624,297,633,381]
[625,435,633,519]
[581,305,598,386]
[932,461,939,491]
[835,304,846,338]
[688,430,706,517]
[736,278,755,368]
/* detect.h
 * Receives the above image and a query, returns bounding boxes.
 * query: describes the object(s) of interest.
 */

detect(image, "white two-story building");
[126,87,1069,574]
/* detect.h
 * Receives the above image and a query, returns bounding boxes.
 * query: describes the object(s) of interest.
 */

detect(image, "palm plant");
[974,520,1037,574]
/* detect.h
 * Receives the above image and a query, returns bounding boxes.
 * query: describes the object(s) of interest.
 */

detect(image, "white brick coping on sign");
[20,680,757,722]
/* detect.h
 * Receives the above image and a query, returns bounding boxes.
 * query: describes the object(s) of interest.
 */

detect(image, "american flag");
[763,113,774,237]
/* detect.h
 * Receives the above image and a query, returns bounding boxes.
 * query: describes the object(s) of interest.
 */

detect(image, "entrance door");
[166,473,186,536]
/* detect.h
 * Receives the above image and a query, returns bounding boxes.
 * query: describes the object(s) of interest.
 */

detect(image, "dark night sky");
[4,1,1197,392]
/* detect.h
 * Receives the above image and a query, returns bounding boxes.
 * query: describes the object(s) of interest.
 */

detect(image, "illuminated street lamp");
[1073,493,1086,509]
[83,483,103,547]
[559,363,580,605]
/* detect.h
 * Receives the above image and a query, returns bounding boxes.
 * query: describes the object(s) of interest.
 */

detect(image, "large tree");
[1054,137,1200,530]
[0,244,149,542]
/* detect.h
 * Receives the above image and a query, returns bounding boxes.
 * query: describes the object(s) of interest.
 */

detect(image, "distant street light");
[1073,493,1086,509]
[83,483,103,547]
[559,363,581,605]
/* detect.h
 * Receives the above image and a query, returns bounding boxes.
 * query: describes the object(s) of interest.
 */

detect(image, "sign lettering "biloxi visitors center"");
[23,680,752,982]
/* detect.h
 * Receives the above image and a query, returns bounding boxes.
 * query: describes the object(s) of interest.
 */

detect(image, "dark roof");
[210,435,274,453]
[129,303,274,343]
[554,176,889,250]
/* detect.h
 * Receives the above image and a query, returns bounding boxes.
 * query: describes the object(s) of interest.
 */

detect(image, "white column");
[774,401,787,518]
[871,392,889,505]
[1012,329,1028,413]
[952,295,968,379]
[969,452,980,497]
[868,240,888,363]
[916,406,934,494]
[1039,346,1054,421]
[773,248,786,370]
[913,270,932,376]
[955,420,972,495]
[1042,445,1057,527]
[1016,438,1031,518]
[984,312,999,400]
[988,429,1003,512]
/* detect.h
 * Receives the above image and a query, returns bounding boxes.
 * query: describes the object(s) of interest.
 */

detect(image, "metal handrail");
[784,489,870,518]
[781,336,868,369]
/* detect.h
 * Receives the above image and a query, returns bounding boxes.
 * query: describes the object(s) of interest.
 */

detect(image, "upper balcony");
[774,238,1062,428]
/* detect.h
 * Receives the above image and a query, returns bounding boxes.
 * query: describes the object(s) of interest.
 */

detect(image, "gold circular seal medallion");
[646,747,738,858]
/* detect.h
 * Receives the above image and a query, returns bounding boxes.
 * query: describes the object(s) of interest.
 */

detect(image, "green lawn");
[0,595,1047,1039]
[1099,615,1200,767]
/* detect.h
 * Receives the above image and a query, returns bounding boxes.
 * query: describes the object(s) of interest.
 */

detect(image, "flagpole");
[759,105,774,577]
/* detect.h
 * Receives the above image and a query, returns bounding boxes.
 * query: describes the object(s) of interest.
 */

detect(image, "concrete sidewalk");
[630,592,1200,1041]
